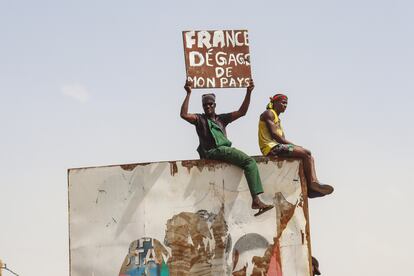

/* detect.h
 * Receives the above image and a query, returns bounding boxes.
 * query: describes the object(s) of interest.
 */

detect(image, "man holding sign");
[180,79,273,216]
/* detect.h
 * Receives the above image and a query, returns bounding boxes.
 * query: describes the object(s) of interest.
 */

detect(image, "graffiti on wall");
[119,238,169,276]
[117,191,298,276]
[68,158,312,276]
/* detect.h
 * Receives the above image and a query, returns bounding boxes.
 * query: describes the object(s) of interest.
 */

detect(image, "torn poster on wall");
[182,30,252,89]
[68,158,313,276]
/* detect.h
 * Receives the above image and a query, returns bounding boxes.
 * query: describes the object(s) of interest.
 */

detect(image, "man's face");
[203,100,216,116]
[273,99,288,113]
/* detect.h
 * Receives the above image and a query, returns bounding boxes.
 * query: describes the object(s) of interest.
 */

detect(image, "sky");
[0,0,413,275]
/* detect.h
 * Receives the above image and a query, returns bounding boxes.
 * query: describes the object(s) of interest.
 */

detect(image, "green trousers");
[205,146,264,197]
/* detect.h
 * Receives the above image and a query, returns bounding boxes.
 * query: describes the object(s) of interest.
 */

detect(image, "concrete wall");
[68,157,312,276]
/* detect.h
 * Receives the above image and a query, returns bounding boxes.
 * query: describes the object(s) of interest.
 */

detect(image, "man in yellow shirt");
[258,94,334,198]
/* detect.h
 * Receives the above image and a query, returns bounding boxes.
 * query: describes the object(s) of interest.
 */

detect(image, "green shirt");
[208,119,232,148]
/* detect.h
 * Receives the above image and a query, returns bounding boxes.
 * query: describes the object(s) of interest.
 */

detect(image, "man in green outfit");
[180,79,273,216]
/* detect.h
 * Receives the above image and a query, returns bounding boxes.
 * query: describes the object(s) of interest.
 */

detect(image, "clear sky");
[1,0,413,275]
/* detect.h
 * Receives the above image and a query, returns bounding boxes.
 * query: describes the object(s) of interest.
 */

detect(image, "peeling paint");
[119,238,170,275]
[301,230,305,245]
[274,192,296,239]
[276,161,283,169]
[181,159,219,173]
[266,240,283,276]
[233,234,270,275]
[169,162,178,176]
[248,193,296,275]
[164,207,228,275]
[179,156,296,174]
[120,163,150,171]
[233,265,247,276]
[298,196,304,208]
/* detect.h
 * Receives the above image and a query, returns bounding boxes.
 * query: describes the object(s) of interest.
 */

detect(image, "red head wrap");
[270,94,288,102]
[267,93,288,109]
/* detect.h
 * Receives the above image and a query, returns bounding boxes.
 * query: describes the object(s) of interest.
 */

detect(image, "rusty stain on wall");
[169,162,178,176]
[120,163,152,171]
[120,164,139,171]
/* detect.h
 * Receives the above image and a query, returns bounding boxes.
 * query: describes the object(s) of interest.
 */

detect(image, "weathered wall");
[68,157,312,276]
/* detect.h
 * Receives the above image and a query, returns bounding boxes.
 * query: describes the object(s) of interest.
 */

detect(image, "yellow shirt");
[258,109,284,155]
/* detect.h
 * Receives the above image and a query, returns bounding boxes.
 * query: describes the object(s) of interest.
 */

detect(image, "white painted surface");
[68,159,311,276]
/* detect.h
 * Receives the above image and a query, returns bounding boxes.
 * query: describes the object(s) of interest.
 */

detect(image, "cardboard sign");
[182,30,252,89]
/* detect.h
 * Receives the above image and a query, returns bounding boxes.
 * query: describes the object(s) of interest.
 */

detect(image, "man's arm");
[262,110,295,144]
[228,79,255,122]
[180,80,198,124]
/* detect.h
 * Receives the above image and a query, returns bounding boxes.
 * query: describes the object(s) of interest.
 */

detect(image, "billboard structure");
[68,157,313,276]
[182,30,252,89]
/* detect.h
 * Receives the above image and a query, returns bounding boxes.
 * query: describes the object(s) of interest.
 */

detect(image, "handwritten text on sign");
[183,30,251,89]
